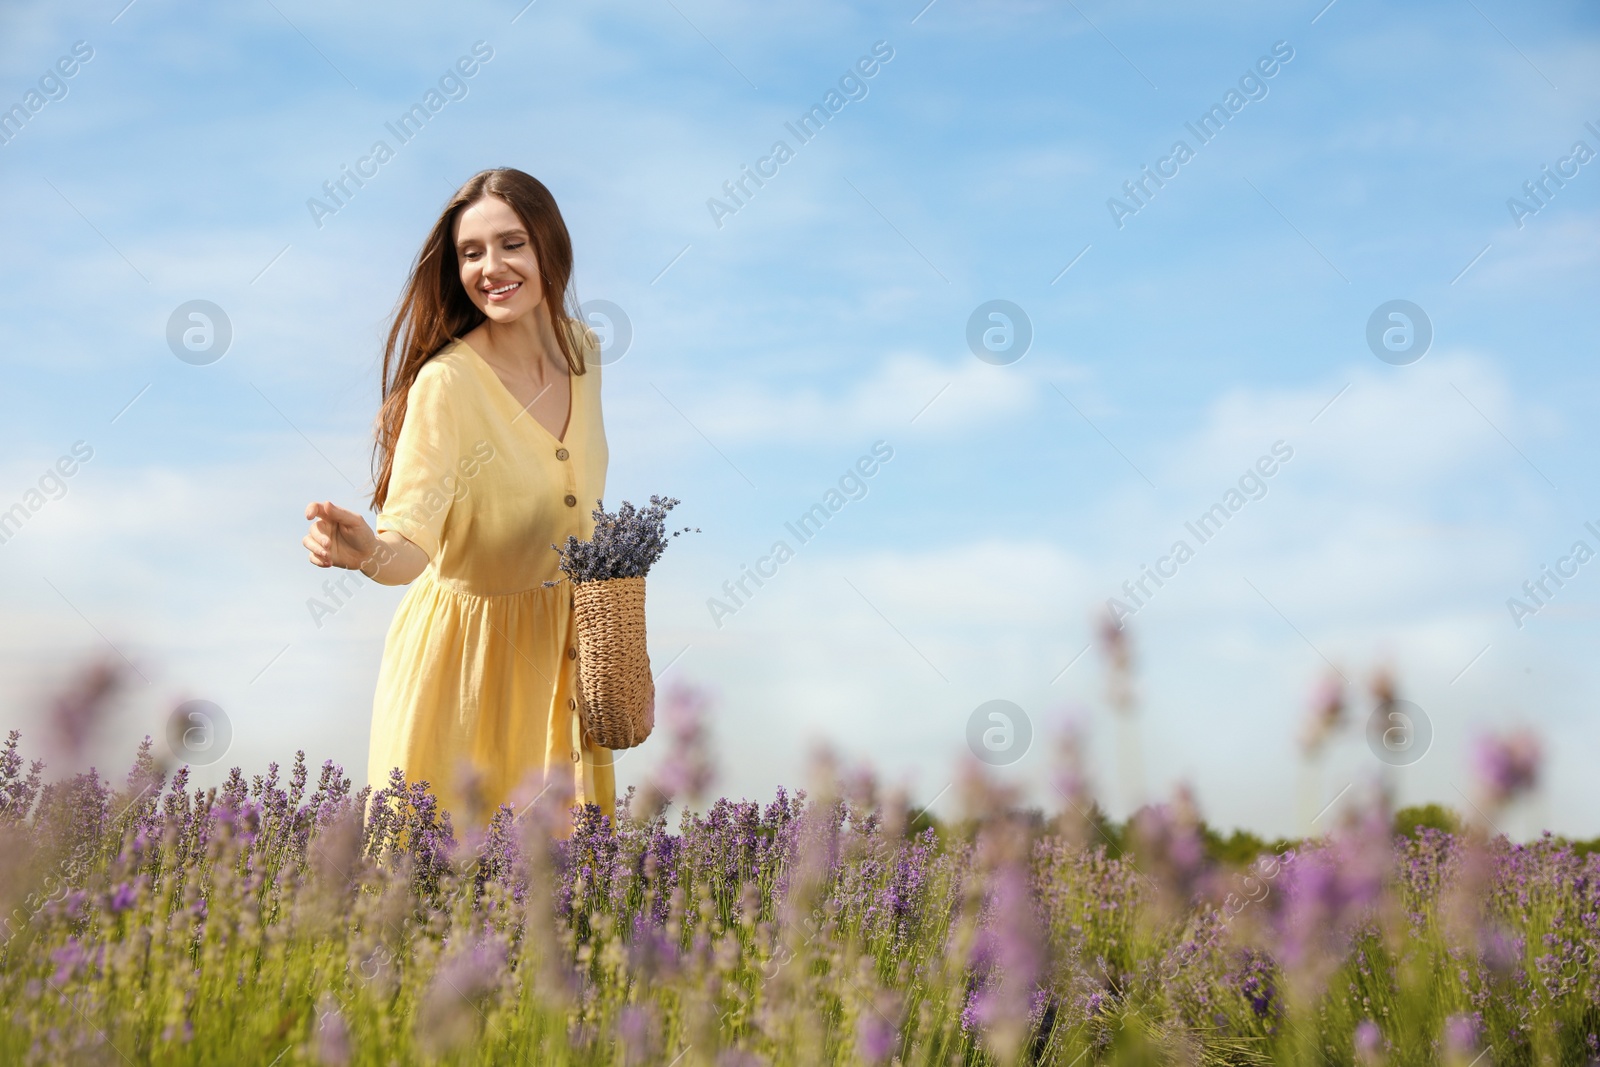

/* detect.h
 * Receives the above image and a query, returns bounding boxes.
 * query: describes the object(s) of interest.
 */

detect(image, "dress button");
[571,749,581,764]
[567,647,576,660]
[567,697,576,711]
[555,448,569,461]
[564,494,577,507]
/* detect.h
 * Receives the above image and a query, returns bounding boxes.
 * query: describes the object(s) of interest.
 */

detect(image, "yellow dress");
[368,322,615,827]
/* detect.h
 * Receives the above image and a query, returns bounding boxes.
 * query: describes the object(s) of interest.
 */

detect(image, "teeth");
[488,282,519,295]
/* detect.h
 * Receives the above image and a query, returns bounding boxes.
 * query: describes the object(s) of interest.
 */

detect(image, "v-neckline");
[456,337,573,444]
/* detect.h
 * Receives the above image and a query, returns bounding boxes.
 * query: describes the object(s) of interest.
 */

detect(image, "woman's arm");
[302,500,429,585]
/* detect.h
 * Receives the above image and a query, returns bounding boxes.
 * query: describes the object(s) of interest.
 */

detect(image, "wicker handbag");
[570,575,655,750]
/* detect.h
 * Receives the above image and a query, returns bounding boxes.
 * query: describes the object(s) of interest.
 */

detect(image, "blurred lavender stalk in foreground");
[46,658,124,764]
[634,682,715,823]
[1295,671,1346,834]
[1096,610,1144,814]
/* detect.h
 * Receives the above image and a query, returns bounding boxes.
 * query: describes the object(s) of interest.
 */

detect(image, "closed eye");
[460,241,524,259]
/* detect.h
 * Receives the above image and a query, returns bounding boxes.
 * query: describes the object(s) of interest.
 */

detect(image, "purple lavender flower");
[0,730,44,825]
[1442,1012,1480,1059]
[47,659,124,761]
[106,880,136,915]
[58,889,88,923]
[1097,608,1135,716]
[856,1002,898,1065]
[547,495,698,585]
[1299,673,1346,757]
[617,1004,655,1065]
[1471,728,1541,809]
[638,684,715,816]
[1128,785,1209,909]
[962,834,1047,1061]
[1354,1018,1383,1064]
[1230,948,1279,1022]
[416,933,509,1056]
[1272,801,1390,1001]
[314,994,351,1066]
[49,937,88,985]
[1050,711,1098,847]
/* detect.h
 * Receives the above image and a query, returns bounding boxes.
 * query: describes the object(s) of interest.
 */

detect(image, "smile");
[485,281,521,301]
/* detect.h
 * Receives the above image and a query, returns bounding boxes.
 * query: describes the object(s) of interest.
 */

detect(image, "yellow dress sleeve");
[375,359,461,561]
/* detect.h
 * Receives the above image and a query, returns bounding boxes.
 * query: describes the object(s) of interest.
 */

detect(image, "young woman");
[301,168,614,827]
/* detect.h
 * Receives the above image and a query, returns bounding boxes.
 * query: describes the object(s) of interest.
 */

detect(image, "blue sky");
[1,0,1597,838]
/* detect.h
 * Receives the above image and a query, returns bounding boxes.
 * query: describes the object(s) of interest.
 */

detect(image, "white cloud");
[613,349,1054,451]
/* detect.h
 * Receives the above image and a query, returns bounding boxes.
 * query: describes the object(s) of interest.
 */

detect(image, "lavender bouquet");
[546,495,697,585]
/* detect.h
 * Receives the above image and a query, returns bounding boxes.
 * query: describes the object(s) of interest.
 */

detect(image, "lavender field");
[0,670,1584,1067]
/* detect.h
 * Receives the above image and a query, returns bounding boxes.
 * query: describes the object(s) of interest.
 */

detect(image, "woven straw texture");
[572,575,655,750]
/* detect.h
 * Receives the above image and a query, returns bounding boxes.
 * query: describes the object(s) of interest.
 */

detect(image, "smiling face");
[453,194,545,325]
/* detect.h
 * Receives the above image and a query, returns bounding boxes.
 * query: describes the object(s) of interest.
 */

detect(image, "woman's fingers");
[304,501,373,569]
[320,500,363,527]
[305,500,354,524]
[301,532,330,566]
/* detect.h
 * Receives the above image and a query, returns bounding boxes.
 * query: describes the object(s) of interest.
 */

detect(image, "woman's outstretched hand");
[303,501,378,570]
[302,502,432,585]
[303,501,431,586]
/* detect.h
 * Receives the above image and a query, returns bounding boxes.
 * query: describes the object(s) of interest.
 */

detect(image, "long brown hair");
[371,168,586,510]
